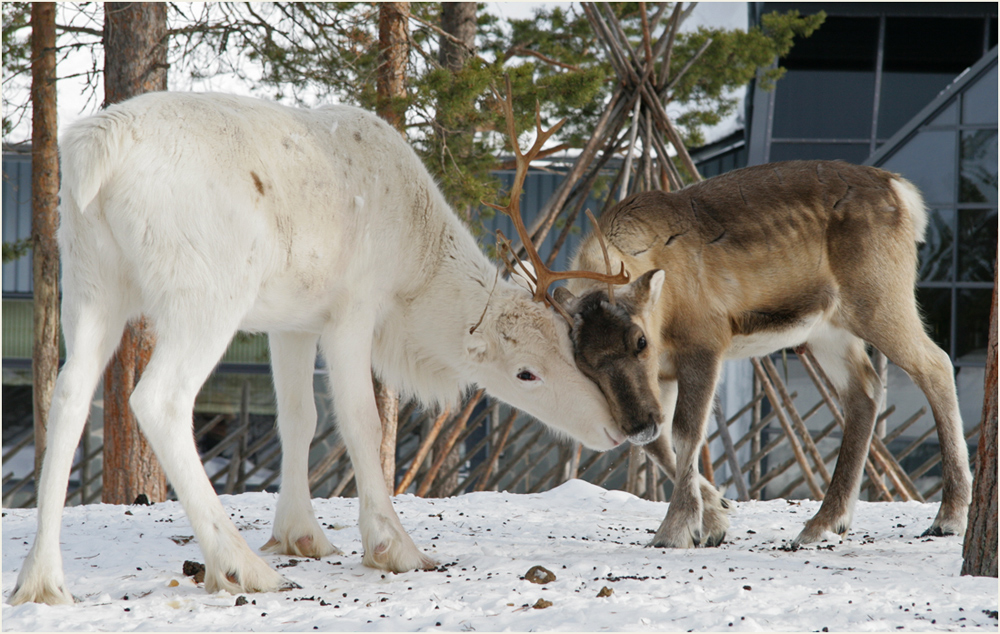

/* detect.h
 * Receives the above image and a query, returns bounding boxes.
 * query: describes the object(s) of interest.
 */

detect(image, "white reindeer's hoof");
[8,579,75,606]
[262,531,341,559]
[363,538,437,573]
[203,558,296,596]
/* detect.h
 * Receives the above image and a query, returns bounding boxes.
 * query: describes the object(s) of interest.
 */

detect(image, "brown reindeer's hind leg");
[854,308,972,537]
[792,329,882,548]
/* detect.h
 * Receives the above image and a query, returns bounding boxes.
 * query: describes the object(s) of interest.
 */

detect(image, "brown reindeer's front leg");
[649,350,723,548]
[644,378,730,547]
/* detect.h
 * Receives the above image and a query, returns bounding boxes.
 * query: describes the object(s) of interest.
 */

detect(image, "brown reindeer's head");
[554,269,665,445]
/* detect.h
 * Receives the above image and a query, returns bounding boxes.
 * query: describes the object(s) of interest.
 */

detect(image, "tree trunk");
[374,2,409,493]
[429,2,477,497]
[962,258,998,577]
[376,2,409,131]
[439,3,477,70]
[101,2,169,505]
[30,2,59,485]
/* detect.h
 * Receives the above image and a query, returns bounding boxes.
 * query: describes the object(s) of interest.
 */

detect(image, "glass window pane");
[773,70,875,139]
[878,72,961,139]
[919,209,955,282]
[879,17,983,139]
[917,287,952,355]
[958,208,998,282]
[930,102,959,127]
[781,16,879,71]
[961,64,998,125]
[769,142,870,164]
[881,130,957,204]
[959,130,998,204]
[883,18,984,74]
[956,288,993,362]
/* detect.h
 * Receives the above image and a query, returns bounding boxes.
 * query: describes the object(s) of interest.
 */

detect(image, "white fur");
[10,92,624,606]
[889,176,928,244]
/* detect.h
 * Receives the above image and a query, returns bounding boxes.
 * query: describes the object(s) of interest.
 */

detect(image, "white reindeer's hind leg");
[263,331,340,558]
[10,301,128,605]
[320,318,436,573]
[127,314,294,595]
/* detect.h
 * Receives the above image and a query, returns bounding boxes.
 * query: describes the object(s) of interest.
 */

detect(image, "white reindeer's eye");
[516,370,539,382]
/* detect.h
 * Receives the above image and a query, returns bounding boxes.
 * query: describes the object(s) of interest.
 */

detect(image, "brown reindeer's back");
[586,160,922,341]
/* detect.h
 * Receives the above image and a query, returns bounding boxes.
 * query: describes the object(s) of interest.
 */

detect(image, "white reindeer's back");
[59,92,453,334]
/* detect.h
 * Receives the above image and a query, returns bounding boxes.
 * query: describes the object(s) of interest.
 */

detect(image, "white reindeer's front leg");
[649,352,723,548]
[263,331,340,559]
[320,319,435,573]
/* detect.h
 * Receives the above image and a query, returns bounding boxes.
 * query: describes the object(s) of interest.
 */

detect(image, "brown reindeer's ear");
[552,286,579,314]
[630,269,665,310]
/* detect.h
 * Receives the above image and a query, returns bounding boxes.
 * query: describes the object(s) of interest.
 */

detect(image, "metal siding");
[2,154,33,294]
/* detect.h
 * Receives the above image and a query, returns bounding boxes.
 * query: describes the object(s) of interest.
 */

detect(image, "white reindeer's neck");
[371,199,510,408]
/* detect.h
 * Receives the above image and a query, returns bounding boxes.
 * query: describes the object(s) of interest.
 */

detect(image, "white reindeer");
[10,92,629,605]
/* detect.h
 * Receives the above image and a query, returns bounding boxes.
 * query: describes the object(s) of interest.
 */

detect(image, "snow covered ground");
[3,480,996,632]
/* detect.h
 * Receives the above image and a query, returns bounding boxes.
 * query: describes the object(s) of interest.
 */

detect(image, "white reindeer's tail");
[59,107,136,214]
[889,176,929,244]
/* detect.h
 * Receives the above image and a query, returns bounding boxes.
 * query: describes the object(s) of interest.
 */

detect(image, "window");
[874,54,997,367]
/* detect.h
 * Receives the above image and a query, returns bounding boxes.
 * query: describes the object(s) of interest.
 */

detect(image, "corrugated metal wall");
[2,151,34,295]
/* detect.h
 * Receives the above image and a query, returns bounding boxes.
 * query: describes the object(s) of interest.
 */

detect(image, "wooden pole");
[751,358,824,499]
[29,2,60,486]
[713,397,750,501]
[761,356,832,486]
[394,407,450,496]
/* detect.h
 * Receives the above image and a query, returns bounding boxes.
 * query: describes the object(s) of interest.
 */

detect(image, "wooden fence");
[2,348,979,510]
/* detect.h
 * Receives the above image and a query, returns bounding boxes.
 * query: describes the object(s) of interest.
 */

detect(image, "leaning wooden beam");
[394,407,452,495]
[762,356,832,486]
[446,411,533,497]
[475,409,521,491]
[713,397,750,501]
[799,349,922,501]
[586,2,704,181]
[308,441,347,490]
[485,426,548,491]
[524,87,627,250]
[435,405,501,487]
[883,406,928,446]
[593,445,632,488]
[751,357,824,499]
[912,423,981,495]
[518,439,564,493]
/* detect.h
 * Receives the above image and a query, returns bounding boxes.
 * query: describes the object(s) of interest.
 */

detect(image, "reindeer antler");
[484,74,630,320]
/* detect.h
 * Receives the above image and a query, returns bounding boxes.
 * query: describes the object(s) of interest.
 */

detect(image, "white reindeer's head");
[464,75,641,451]
[464,279,626,450]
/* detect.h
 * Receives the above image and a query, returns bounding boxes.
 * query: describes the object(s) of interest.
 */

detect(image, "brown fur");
[567,160,972,548]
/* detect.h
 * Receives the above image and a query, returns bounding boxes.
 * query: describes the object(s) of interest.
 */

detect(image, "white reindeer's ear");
[507,259,536,295]
[465,329,490,363]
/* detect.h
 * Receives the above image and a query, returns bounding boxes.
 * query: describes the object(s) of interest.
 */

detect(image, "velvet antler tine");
[585,208,619,305]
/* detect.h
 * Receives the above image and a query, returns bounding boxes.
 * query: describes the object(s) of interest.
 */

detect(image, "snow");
[3,480,996,632]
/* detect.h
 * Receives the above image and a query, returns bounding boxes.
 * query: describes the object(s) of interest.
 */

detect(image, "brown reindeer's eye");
[517,370,539,382]
[637,335,647,353]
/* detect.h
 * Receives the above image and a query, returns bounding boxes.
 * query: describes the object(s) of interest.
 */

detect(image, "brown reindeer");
[561,160,972,549]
